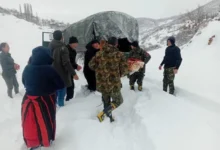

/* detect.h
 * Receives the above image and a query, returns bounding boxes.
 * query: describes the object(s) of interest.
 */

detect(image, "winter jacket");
[0,52,16,77]
[66,45,78,69]
[83,42,99,74]
[160,45,182,69]
[49,40,76,88]
[89,44,128,94]
[129,47,151,73]
[22,46,64,96]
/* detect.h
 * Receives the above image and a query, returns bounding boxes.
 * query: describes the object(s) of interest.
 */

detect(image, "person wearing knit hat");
[69,36,78,44]
[159,36,182,95]
[66,36,82,101]
[129,41,151,91]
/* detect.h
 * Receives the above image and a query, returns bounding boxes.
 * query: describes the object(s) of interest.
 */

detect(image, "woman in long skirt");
[22,46,64,150]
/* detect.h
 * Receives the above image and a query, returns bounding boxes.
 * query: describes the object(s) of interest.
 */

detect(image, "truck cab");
[42,32,53,47]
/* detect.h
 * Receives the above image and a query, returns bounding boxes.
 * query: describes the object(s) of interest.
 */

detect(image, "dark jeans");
[84,70,96,91]
[2,74,19,97]
[66,77,74,101]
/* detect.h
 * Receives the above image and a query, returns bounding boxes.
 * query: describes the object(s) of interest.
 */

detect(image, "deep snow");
[0,14,219,150]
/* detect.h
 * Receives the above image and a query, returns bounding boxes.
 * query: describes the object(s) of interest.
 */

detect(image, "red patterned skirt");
[21,93,56,148]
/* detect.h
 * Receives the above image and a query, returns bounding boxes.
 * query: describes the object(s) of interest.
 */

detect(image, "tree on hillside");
[23,3,33,21]
[196,5,206,24]
[35,12,40,25]
[24,3,27,20]
[185,5,206,26]
[19,4,22,17]
[185,10,194,22]
[29,4,33,20]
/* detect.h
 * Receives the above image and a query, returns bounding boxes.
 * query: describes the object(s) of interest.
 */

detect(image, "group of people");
[0,29,182,149]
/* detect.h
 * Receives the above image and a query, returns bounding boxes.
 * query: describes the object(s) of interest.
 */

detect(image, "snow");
[0,14,220,150]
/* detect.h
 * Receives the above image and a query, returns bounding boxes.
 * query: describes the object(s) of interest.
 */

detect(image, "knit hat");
[108,37,118,46]
[91,40,100,45]
[167,36,176,45]
[131,41,139,48]
[53,30,62,41]
[69,36,78,44]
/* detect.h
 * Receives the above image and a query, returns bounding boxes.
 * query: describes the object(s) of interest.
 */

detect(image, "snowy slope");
[139,0,220,50]
[0,14,219,150]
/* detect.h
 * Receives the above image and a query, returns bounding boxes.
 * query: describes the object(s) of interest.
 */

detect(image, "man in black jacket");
[83,40,100,92]
[159,36,182,95]
[66,36,82,101]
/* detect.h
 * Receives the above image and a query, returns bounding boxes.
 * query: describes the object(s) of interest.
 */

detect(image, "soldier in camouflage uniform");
[129,41,151,91]
[159,36,182,95]
[89,37,128,122]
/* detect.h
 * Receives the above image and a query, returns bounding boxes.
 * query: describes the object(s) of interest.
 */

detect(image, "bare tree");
[36,12,40,25]
[185,10,194,22]
[19,4,22,17]
[184,5,206,26]
[24,3,28,20]
[196,5,205,24]
[29,4,33,20]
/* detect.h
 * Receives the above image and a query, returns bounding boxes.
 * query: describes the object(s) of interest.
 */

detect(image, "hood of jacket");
[31,46,53,65]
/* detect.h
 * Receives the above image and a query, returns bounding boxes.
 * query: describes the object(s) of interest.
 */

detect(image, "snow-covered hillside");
[139,0,220,50]
[0,13,220,150]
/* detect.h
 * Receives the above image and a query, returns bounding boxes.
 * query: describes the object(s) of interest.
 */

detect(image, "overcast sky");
[0,0,212,23]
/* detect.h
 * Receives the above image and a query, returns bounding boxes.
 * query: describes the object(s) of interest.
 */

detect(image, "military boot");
[104,103,116,122]
[97,103,116,122]
[130,85,135,91]
[97,111,105,122]
[138,85,142,91]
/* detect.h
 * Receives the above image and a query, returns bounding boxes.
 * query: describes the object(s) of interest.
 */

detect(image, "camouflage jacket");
[89,44,128,94]
[129,47,151,73]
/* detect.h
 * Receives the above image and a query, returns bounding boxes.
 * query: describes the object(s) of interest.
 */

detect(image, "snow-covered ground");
[0,14,219,150]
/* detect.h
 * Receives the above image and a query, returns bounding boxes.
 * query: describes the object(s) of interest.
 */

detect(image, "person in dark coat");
[0,43,19,98]
[22,46,64,150]
[83,40,100,92]
[66,36,82,101]
[49,30,79,107]
[159,36,182,95]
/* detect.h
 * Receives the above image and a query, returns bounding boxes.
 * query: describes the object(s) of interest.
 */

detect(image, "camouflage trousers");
[102,91,123,109]
[129,72,145,86]
[163,68,175,94]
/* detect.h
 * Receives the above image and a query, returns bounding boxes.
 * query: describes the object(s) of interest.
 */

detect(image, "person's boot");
[104,103,116,122]
[8,90,13,98]
[138,85,142,91]
[97,103,116,122]
[130,85,135,90]
[97,111,105,122]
